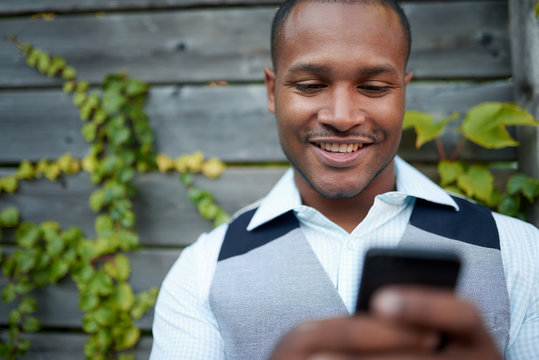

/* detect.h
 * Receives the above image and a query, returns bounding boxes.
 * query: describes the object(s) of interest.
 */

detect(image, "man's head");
[264,0,413,207]
[271,0,412,73]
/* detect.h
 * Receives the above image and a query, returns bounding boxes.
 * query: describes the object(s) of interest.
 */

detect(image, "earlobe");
[404,71,414,85]
[264,66,276,114]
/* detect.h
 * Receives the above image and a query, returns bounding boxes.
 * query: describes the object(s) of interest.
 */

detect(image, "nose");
[317,86,365,132]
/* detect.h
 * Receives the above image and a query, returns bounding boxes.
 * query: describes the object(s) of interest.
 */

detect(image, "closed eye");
[358,85,389,95]
[294,83,326,94]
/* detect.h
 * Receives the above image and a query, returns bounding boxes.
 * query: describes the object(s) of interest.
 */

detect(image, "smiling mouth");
[315,142,365,153]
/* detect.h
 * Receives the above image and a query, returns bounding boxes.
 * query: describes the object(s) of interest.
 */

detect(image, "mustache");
[304,130,380,142]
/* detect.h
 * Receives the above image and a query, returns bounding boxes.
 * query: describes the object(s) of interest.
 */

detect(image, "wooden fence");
[0,0,537,358]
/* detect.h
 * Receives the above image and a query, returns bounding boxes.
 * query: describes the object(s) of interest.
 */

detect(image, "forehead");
[276,2,408,73]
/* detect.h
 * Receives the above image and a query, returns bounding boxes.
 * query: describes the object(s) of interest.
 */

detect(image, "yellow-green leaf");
[456,165,494,203]
[16,160,35,180]
[461,102,538,149]
[438,160,464,187]
[0,207,20,227]
[403,111,457,148]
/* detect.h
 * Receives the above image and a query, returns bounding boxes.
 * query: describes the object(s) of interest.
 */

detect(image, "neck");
[294,163,396,233]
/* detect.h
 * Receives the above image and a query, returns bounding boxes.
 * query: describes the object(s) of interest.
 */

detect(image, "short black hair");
[270,0,412,70]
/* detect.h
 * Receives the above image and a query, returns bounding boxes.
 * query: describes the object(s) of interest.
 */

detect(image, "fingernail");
[374,289,403,315]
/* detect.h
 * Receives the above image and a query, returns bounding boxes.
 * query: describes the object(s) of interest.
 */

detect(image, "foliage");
[0,37,228,358]
[404,102,539,220]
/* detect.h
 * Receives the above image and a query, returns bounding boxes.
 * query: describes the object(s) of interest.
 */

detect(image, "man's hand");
[269,286,502,360]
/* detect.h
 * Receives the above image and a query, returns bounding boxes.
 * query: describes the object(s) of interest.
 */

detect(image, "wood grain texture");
[508,0,539,225]
[0,81,515,163]
[0,248,180,329]
[0,2,509,87]
[0,0,500,15]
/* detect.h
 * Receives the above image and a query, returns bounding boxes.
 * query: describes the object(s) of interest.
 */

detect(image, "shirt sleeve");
[495,213,539,359]
[150,225,228,360]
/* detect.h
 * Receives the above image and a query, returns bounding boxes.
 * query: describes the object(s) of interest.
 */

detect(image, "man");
[150,1,538,359]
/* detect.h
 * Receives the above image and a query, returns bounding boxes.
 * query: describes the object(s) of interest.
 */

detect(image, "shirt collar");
[247,156,459,231]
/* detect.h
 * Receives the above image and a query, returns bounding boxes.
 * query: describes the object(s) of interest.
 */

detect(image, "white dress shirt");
[150,156,539,359]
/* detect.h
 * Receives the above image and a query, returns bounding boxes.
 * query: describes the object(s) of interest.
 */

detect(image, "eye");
[294,83,326,94]
[358,85,390,95]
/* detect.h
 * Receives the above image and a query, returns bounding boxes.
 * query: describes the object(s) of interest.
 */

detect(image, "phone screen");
[355,247,461,313]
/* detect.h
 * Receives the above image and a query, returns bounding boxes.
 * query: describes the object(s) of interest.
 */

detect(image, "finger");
[270,316,439,360]
[371,287,487,340]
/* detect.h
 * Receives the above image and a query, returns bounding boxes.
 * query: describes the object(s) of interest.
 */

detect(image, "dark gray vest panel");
[209,196,510,360]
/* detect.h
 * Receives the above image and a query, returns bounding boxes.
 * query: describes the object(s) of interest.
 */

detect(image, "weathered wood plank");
[0,2,510,87]
[0,332,152,359]
[0,168,287,246]
[0,0,499,15]
[0,81,515,163]
[508,0,539,225]
[0,248,180,329]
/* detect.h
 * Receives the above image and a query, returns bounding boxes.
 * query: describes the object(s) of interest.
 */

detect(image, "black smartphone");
[355,247,461,313]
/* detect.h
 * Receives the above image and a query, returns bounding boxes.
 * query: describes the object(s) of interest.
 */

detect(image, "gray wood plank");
[0,0,499,15]
[0,81,515,163]
[508,0,539,224]
[0,248,180,329]
[0,2,510,87]
[0,332,152,359]
[0,168,287,246]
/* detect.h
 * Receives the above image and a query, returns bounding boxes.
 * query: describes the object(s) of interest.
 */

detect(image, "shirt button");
[347,242,356,250]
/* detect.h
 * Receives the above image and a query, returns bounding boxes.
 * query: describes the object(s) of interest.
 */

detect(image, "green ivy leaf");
[63,81,75,93]
[114,254,130,281]
[82,122,97,142]
[522,177,539,203]
[438,160,464,186]
[62,66,77,80]
[17,338,31,353]
[13,249,37,273]
[49,259,69,283]
[72,263,95,286]
[88,271,114,296]
[102,90,126,115]
[8,309,21,325]
[82,313,100,333]
[403,111,458,148]
[89,189,107,212]
[460,102,538,149]
[456,165,494,203]
[19,297,37,314]
[16,160,35,180]
[498,194,520,217]
[113,322,140,351]
[2,283,16,303]
[22,316,40,333]
[125,78,148,97]
[114,282,135,311]
[94,305,115,326]
[1,207,20,227]
[198,198,219,220]
[15,223,41,249]
[95,214,115,237]
[0,175,18,193]
[506,174,528,195]
[46,234,65,257]
[116,230,139,250]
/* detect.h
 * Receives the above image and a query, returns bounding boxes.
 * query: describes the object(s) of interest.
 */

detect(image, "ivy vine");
[0,36,228,359]
[404,103,539,220]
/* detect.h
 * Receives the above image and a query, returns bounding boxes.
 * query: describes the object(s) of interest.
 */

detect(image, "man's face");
[265,2,412,200]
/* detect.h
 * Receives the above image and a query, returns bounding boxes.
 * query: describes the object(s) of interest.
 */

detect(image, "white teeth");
[318,142,365,153]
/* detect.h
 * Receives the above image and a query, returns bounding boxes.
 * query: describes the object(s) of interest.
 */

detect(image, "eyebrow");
[286,62,399,78]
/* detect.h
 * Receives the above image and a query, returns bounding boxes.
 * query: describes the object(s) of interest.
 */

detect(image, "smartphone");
[355,247,461,313]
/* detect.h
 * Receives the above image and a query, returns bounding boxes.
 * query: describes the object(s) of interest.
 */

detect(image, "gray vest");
[209,196,510,360]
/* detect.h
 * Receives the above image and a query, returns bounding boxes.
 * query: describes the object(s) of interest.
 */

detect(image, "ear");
[264,66,276,114]
[404,71,414,85]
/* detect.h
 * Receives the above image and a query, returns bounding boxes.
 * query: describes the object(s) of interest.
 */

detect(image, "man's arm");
[150,229,226,359]
[270,287,502,360]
